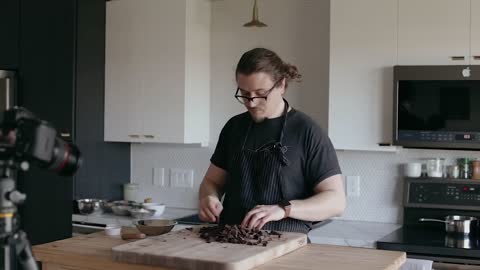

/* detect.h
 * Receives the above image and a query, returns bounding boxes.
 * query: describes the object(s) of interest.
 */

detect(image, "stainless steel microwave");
[393,65,480,150]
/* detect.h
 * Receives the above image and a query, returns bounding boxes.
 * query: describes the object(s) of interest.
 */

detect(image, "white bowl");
[104,224,121,236]
[142,203,165,217]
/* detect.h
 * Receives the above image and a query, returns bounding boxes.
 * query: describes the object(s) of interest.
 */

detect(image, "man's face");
[236,72,285,122]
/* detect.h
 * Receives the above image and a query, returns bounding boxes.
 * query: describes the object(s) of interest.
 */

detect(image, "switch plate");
[346,176,360,197]
[152,167,165,187]
[184,170,194,188]
[170,168,194,188]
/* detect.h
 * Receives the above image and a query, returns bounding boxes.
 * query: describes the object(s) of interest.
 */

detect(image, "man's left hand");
[241,204,285,230]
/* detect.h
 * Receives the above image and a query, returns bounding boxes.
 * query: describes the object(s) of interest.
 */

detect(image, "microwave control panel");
[398,131,480,143]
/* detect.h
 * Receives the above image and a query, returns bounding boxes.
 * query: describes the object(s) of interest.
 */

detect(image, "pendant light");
[243,0,267,27]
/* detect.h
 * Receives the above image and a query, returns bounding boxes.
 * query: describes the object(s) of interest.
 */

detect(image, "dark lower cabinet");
[16,0,130,246]
[0,0,19,69]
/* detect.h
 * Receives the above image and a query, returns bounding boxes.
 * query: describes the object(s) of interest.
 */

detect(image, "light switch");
[346,176,360,197]
[170,168,194,189]
[152,167,165,187]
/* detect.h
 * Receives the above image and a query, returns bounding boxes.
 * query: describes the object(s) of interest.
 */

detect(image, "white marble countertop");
[72,207,197,227]
[308,219,401,249]
[73,210,400,249]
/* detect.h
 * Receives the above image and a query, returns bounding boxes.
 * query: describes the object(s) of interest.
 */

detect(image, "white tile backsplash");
[131,143,480,223]
[337,148,480,223]
[131,144,212,208]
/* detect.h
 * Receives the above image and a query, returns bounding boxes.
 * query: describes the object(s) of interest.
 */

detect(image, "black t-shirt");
[211,108,341,199]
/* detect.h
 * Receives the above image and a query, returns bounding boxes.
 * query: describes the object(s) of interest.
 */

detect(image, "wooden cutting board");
[112,228,307,270]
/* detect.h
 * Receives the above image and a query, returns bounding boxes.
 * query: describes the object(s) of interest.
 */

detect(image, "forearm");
[289,189,346,221]
[199,177,223,201]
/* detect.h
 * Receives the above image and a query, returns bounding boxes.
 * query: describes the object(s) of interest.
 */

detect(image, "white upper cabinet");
[398,0,471,65]
[104,0,210,146]
[471,0,480,64]
[329,0,398,151]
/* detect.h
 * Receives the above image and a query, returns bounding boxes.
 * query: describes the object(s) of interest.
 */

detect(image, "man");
[199,48,345,234]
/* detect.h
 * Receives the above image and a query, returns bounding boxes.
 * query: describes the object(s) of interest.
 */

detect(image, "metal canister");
[447,165,460,179]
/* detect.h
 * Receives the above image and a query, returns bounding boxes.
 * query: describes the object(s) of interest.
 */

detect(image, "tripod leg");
[2,245,13,270]
[13,231,38,270]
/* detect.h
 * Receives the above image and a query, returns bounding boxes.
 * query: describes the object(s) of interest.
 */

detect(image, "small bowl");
[111,205,132,216]
[105,224,121,236]
[100,200,115,213]
[129,208,156,219]
[142,203,165,217]
[77,199,101,215]
[134,219,177,236]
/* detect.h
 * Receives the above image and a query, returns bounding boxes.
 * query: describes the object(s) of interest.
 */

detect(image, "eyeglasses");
[234,80,281,104]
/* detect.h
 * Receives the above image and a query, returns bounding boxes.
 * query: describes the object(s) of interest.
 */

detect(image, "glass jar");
[123,183,139,202]
[447,165,460,179]
[426,158,445,178]
[458,158,472,179]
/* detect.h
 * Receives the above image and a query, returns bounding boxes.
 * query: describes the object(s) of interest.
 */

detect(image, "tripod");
[0,160,38,270]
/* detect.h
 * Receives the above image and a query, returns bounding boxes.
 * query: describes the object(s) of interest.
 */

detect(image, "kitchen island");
[33,232,406,270]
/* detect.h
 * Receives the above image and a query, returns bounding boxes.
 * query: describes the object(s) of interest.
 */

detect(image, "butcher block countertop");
[33,232,406,270]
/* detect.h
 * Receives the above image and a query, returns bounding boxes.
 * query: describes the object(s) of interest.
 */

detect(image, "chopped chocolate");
[198,225,281,247]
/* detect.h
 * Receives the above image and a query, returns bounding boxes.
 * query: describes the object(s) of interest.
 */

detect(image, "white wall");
[132,0,330,209]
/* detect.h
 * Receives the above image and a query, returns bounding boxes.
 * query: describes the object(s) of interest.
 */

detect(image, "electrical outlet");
[152,167,165,187]
[346,176,360,197]
[170,168,194,188]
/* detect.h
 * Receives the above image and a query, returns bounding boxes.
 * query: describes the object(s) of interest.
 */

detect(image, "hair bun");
[283,63,302,82]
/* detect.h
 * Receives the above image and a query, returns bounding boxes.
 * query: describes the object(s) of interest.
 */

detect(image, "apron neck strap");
[278,98,289,144]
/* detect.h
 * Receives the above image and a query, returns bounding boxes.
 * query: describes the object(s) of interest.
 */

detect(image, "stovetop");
[377,225,480,260]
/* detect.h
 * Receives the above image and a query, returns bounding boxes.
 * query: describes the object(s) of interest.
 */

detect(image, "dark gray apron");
[221,99,309,234]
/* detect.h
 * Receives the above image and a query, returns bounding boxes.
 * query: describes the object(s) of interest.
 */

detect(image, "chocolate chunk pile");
[198,225,282,247]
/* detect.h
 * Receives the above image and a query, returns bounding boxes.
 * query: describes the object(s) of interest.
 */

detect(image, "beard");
[248,108,266,123]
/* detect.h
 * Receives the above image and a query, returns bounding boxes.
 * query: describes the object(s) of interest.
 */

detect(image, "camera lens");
[47,137,82,176]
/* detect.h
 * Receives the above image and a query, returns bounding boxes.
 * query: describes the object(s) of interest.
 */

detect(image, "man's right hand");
[199,195,223,222]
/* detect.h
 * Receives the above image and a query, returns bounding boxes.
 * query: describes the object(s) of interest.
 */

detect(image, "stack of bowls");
[77,199,102,215]
[142,203,165,217]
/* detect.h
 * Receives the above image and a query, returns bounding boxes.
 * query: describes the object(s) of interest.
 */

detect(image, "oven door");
[433,262,480,270]
[409,254,480,270]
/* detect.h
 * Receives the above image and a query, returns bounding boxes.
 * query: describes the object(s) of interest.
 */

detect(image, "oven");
[377,178,480,269]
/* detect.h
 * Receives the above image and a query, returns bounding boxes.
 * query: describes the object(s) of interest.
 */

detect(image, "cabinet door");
[398,0,470,65]
[471,0,480,65]
[105,0,144,142]
[141,0,186,143]
[19,0,75,245]
[329,0,397,151]
[0,0,19,69]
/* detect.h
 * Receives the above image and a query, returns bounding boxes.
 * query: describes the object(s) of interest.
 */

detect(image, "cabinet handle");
[5,77,11,109]
[473,56,480,60]
[450,56,466,61]
[128,134,140,138]
[60,133,71,138]
[143,135,155,139]
[378,142,391,147]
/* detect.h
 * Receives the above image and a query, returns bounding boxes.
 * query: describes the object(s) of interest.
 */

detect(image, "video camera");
[0,107,81,175]
[0,107,82,270]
